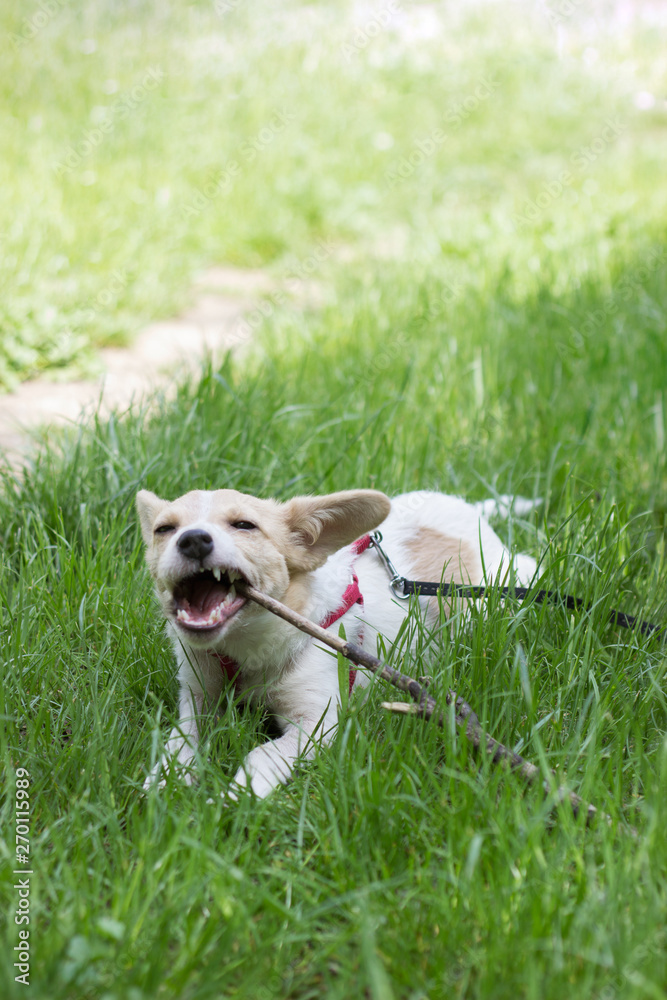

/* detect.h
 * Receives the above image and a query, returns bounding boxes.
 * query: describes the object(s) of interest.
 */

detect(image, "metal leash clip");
[369,531,411,600]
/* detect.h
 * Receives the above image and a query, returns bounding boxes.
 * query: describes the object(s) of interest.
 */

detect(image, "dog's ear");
[283,489,391,571]
[136,490,166,545]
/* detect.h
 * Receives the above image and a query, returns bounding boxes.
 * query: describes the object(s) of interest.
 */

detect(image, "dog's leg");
[226,654,341,799]
[144,688,205,789]
[228,708,338,799]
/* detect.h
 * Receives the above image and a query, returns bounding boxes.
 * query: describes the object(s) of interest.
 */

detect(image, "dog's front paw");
[229,753,290,800]
[222,782,243,805]
[205,774,245,807]
[142,760,165,793]
[142,756,196,791]
[142,773,166,793]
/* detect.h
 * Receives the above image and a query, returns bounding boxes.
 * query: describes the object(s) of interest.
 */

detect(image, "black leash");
[368,532,664,641]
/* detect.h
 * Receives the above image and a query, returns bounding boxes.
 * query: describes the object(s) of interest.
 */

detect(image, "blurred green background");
[1,0,665,388]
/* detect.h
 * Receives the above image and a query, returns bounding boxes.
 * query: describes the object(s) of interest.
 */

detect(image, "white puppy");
[136,488,537,798]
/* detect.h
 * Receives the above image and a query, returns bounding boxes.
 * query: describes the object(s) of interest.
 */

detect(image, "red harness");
[214,534,371,694]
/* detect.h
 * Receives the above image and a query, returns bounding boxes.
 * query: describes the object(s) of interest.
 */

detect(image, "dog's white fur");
[137,487,537,798]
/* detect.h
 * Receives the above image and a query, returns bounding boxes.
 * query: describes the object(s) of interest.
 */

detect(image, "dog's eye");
[230,520,257,531]
[154,524,176,535]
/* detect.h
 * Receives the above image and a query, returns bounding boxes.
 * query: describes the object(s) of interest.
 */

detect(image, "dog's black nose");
[177,529,214,562]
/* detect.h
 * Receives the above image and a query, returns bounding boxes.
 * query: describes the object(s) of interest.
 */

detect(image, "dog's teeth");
[212,567,221,582]
[229,584,236,602]
[228,570,239,583]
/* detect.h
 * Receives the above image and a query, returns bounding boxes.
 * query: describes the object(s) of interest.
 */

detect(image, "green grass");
[2,1,667,998]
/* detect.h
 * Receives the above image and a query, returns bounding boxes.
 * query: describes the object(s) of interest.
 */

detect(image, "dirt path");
[0,266,281,467]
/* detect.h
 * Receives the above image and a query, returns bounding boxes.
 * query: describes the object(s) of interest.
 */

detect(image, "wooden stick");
[238,582,622,830]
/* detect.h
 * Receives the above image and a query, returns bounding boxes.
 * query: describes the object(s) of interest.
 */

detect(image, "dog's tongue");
[188,578,227,615]
[174,574,246,630]
[174,577,228,620]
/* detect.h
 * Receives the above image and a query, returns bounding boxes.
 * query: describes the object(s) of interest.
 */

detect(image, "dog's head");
[136,487,390,648]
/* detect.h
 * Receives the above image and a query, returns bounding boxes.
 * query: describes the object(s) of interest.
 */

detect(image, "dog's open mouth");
[172,568,247,632]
